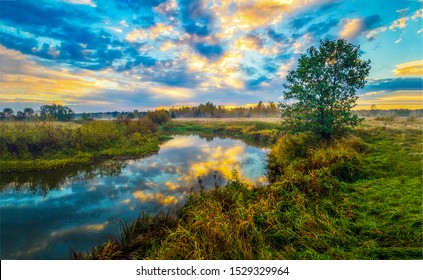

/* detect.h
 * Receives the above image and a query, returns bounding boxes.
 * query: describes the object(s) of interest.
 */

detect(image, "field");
[71,116,422,260]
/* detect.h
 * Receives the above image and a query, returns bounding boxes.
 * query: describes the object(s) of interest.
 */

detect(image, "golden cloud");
[234,1,290,29]
[50,222,109,237]
[393,60,423,76]
[340,18,363,39]
[148,85,195,99]
[389,17,408,30]
[212,0,326,41]
[357,90,423,109]
[126,29,148,42]
[0,46,105,105]
[133,190,180,206]
[126,24,177,42]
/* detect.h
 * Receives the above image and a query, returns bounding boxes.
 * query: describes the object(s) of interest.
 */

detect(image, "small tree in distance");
[280,39,371,140]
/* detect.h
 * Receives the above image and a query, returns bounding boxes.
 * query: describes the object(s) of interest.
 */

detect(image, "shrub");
[267,133,364,196]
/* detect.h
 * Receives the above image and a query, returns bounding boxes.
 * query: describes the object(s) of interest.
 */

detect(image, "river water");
[0,135,268,259]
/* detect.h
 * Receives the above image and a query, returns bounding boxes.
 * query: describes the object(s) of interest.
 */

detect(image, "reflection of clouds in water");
[165,181,180,191]
[133,190,183,206]
[160,137,198,149]
[1,135,268,259]
[50,222,109,238]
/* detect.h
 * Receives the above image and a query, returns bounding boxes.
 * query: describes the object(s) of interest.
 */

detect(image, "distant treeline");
[2,103,422,122]
[1,104,74,121]
[169,101,280,118]
[76,101,281,120]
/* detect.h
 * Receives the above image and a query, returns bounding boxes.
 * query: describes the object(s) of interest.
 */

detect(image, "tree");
[280,39,371,140]
[39,104,74,121]
[16,111,26,120]
[3,108,14,120]
[23,107,35,120]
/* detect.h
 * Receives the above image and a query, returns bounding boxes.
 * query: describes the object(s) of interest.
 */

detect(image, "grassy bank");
[164,120,281,145]
[0,119,161,172]
[79,119,422,260]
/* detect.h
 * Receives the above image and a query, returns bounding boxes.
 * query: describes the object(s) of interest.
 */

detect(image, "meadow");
[0,118,162,172]
[70,116,422,260]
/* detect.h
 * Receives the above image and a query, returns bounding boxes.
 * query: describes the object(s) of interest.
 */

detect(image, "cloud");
[114,0,167,11]
[0,0,98,36]
[340,15,381,40]
[147,85,195,99]
[306,18,338,36]
[366,26,387,40]
[179,0,214,36]
[290,15,314,29]
[357,90,423,109]
[340,19,363,40]
[126,29,149,42]
[233,1,290,29]
[195,43,224,58]
[133,190,180,206]
[411,8,423,20]
[0,46,103,105]
[365,77,423,92]
[59,0,96,7]
[393,60,423,76]
[389,17,408,30]
[267,29,287,42]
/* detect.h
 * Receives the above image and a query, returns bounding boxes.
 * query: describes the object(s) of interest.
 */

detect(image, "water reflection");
[0,160,127,196]
[0,135,268,259]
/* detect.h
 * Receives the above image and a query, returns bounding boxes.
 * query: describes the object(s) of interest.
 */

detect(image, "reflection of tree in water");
[198,133,215,142]
[0,160,127,196]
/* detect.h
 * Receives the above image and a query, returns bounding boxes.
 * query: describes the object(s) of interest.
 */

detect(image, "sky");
[0,0,422,112]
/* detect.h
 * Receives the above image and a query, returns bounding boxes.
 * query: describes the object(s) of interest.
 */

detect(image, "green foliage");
[146,110,170,125]
[280,39,371,140]
[267,133,365,196]
[40,104,74,121]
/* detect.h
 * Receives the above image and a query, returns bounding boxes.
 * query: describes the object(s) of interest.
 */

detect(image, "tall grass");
[0,119,161,172]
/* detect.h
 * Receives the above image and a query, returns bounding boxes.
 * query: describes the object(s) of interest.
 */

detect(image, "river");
[0,135,268,259]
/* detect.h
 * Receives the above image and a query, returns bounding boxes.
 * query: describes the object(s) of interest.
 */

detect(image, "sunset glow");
[0,0,421,112]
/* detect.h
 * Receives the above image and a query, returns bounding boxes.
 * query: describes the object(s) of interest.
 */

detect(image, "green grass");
[0,120,161,172]
[78,119,422,260]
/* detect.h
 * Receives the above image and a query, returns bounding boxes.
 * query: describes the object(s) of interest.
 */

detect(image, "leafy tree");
[3,108,14,120]
[16,111,26,120]
[40,104,74,121]
[280,39,371,140]
[23,108,35,120]
[146,110,170,125]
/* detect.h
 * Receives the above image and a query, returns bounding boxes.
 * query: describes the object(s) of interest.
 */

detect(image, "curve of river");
[0,135,269,259]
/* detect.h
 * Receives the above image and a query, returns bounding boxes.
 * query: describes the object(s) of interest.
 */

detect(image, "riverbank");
[77,118,422,259]
[163,120,281,145]
[0,120,161,172]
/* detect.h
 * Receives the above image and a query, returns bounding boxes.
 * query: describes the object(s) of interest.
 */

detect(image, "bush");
[267,133,365,196]
[146,110,170,125]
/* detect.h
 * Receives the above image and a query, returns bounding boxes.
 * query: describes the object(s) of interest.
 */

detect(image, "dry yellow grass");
[0,121,82,129]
